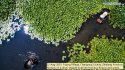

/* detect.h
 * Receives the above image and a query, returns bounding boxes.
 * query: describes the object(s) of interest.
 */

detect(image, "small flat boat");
[97,11,109,24]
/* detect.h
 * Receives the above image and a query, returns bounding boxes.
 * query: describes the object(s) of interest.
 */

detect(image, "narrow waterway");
[69,13,125,45]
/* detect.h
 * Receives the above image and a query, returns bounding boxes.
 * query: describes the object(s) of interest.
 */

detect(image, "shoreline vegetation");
[0,13,23,44]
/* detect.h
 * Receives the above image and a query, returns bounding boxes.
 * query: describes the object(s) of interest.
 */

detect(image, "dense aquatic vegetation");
[17,0,118,45]
[0,0,16,21]
[110,4,125,29]
[67,43,88,62]
[67,36,125,65]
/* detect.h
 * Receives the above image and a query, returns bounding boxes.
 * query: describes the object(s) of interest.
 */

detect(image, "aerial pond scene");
[0,0,125,70]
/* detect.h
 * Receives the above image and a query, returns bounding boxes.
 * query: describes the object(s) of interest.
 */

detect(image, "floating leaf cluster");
[0,13,22,45]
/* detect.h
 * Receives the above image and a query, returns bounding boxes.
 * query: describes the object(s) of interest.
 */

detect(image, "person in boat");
[97,10,109,24]
[24,56,39,69]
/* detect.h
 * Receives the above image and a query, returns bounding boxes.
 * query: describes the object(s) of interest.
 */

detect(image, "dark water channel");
[69,13,125,45]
